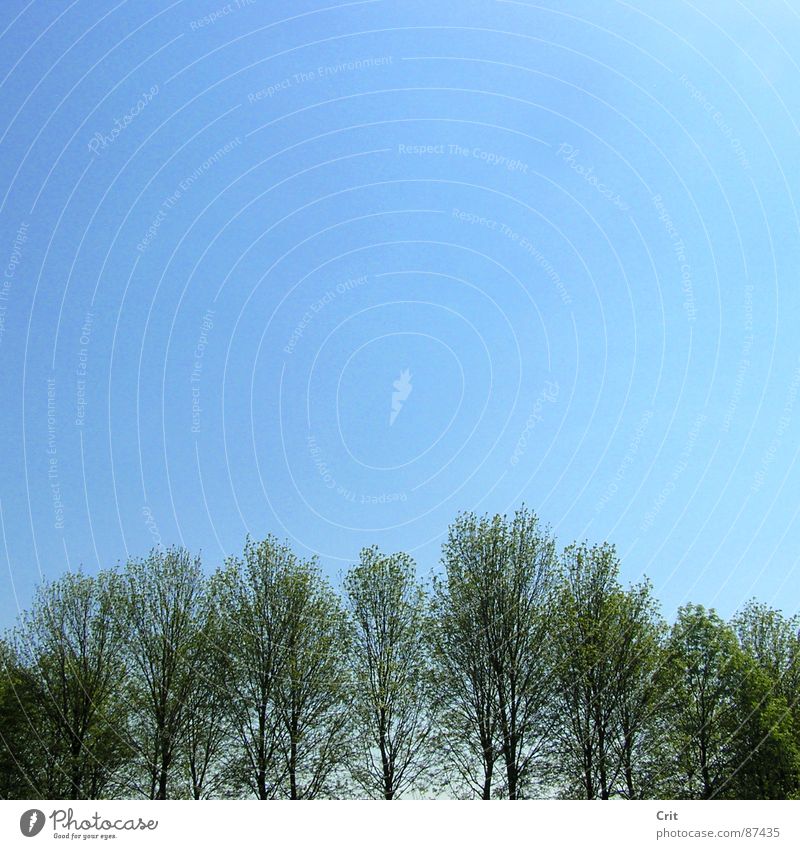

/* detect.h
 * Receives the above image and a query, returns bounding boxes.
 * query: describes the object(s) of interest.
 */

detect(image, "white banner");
[1,800,797,849]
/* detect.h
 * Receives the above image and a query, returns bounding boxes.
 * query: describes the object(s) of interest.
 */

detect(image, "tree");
[213,536,351,799]
[551,543,666,799]
[177,605,231,800]
[4,518,800,801]
[0,638,45,799]
[722,657,800,799]
[613,586,669,800]
[432,507,556,799]
[212,537,295,799]
[430,566,499,799]
[733,600,800,710]
[11,572,129,799]
[271,557,352,799]
[119,548,206,799]
[727,601,800,799]
[664,605,745,799]
[344,546,434,799]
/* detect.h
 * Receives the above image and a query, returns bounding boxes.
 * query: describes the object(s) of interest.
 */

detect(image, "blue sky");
[1,0,799,628]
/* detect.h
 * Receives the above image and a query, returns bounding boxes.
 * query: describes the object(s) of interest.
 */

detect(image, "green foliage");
[344,546,434,798]
[1,523,799,800]
[10,571,128,798]
[733,600,800,707]
[0,639,44,799]
[118,547,207,799]
[728,601,800,799]
[660,604,800,800]
[551,543,666,799]
[271,554,351,799]
[212,536,351,799]
[664,605,742,798]
[177,604,231,800]
[724,659,800,799]
[210,536,294,799]
[432,507,556,799]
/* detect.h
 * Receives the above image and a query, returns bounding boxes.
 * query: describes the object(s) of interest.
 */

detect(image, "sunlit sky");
[1,0,799,628]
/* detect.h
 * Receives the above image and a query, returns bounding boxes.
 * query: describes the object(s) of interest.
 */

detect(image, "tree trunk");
[156,768,168,800]
[155,733,171,799]
[598,722,609,799]
[482,770,492,800]
[256,767,269,800]
[584,744,594,800]
[379,709,393,799]
[506,752,519,800]
[482,745,494,799]
[289,738,298,799]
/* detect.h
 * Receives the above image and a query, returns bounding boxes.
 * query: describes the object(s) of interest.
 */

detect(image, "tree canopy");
[2,509,798,800]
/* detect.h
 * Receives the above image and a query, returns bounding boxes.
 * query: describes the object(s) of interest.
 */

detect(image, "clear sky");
[1,0,799,629]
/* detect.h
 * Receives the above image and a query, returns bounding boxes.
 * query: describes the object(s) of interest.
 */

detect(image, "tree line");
[1,507,799,800]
